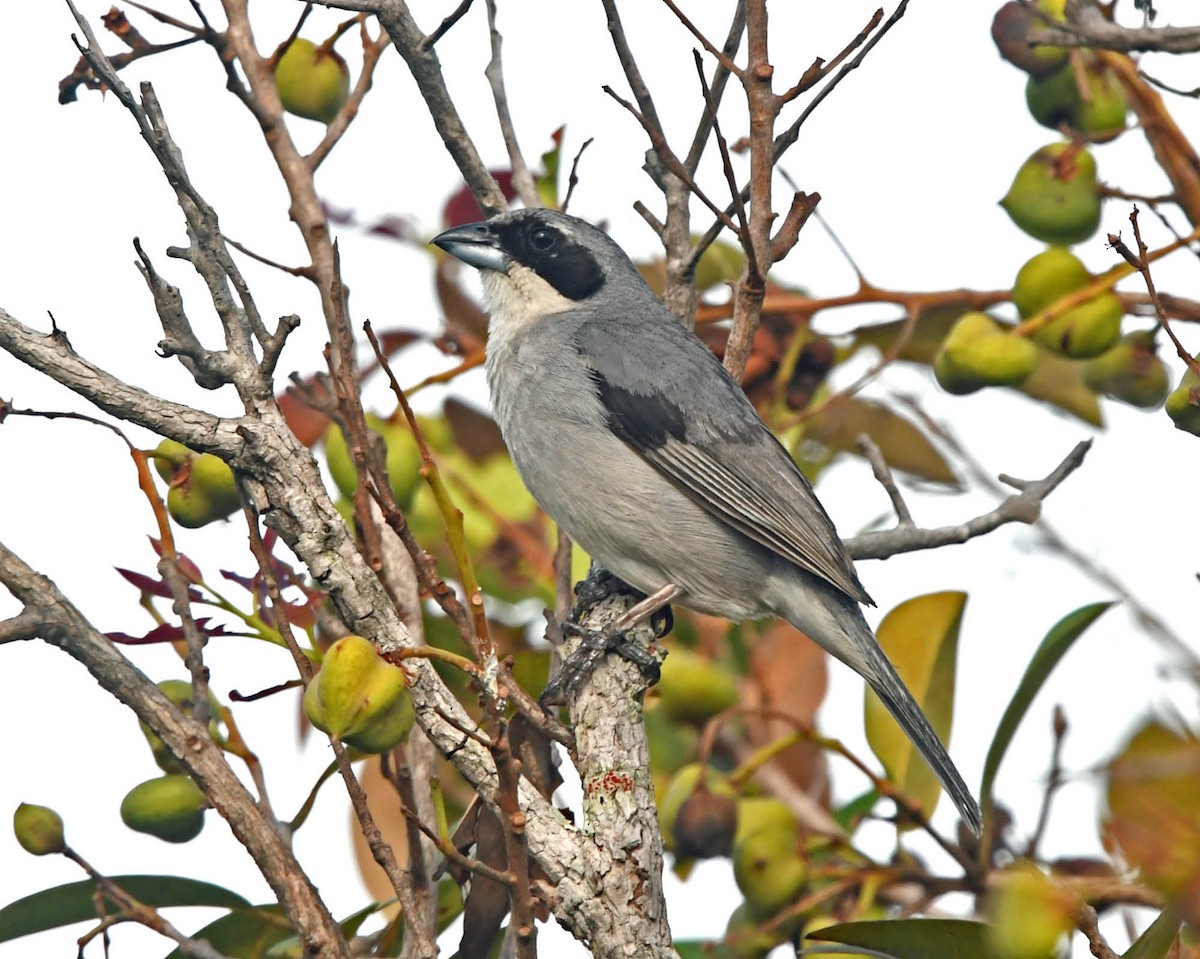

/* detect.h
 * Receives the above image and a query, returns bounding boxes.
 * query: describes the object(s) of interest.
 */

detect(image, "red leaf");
[441,170,516,228]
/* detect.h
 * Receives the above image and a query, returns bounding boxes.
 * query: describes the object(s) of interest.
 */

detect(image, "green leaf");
[980,601,1114,816]
[864,592,967,823]
[1122,908,1181,959]
[535,126,565,208]
[163,906,292,959]
[0,876,249,943]
[806,918,996,959]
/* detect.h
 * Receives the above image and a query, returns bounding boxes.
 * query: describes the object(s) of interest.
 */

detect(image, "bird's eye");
[529,227,557,252]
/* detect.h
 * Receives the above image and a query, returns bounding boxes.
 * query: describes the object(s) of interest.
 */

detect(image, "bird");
[432,208,983,835]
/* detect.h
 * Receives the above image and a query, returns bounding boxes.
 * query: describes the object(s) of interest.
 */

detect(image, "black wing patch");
[586,366,872,606]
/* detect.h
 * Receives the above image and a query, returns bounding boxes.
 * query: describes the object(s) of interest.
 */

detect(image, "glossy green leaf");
[163,905,292,959]
[806,918,996,959]
[1122,908,1181,959]
[865,592,967,823]
[980,602,1114,815]
[0,876,249,943]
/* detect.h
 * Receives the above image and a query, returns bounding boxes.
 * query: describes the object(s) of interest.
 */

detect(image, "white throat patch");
[481,263,577,338]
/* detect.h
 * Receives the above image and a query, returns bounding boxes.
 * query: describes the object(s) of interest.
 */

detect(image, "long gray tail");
[791,597,983,835]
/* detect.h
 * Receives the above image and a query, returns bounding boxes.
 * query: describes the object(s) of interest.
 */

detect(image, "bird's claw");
[539,610,672,707]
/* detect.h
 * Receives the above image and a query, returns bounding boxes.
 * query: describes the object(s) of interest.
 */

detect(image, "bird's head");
[432,209,649,329]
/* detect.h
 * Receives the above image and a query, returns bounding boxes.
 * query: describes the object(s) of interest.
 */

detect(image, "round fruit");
[13,803,65,855]
[140,680,225,774]
[658,763,737,852]
[1012,248,1090,319]
[323,415,423,509]
[1001,143,1101,246]
[988,864,1075,959]
[1034,291,1123,358]
[991,0,1068,78]
[724,900,789,959]
[734,796,798,848]
[656,647,738,724]
[672,779,739,859]
[120,775,207,843]
[274,38,350,124]
[933,312,1038,394]
[1165,367,1200,436]
[1082,332,1170,408]
[1026,59,1127,141]
[159,443,241,529]
[151,438,191,481]
[733,822,807,918]
[304,635,414,753]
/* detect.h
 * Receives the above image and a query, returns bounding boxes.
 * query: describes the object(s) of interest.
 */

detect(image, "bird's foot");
[539,601,673,707]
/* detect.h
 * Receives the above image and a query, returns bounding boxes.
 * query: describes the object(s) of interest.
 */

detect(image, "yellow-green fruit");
[1166,367,1200,436]
[323,415,423,509]
[733,822,807,919]
[1001,143,1101,245]
[120,775,207,843]
[1034,291,1123,358]
[304,635,413,753]
[734,796,798,848]
[162,448,241,529]
[658,763,737,852]
[724,900,788,959]
[1083,332,1170,408]
[656,647,738,724]
[991,0,1068,78]
[274,38,350,124]
[140,680,224,774]
[152,438,191,481]
[13,803,65,855]
[694,237,746,292]
[933,311,1038,394]
[987,863,1076,959]
[1012,247,1090,319]
[1026,58,1127,141]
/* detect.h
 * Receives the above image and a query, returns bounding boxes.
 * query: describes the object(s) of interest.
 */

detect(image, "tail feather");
[785,594,982,835]
[860,641,983,835]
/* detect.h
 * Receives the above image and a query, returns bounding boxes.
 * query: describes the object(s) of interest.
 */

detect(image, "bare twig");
[484,0,540,209]
[1026,706,1069,861]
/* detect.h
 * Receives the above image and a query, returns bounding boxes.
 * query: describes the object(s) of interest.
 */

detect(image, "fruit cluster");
[931,0,1199,434]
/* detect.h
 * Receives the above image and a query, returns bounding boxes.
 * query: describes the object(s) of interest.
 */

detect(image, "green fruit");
[724,900,788,959]
[159,444,240,529]
[933,312,1038,394]
[120,775,207,843]
[1083,332,1170,408]
[1026,58,1127,141]
[694,237,746,292]
[1012,247,1090,319]
[1034,291,1123,358]
[656,647,738,724]
[323,415,423,509]
[152,438,191,481]
[658,763,737,852]
[13,803,65,855]
[140,680,224,774]
[1001,143,1101,245]
[1166,366,1200,436]
[304,635,413,753]
[734,796,798,848]
[733,822,807,919]
[274,38,350,124]
[987,864,1075,959]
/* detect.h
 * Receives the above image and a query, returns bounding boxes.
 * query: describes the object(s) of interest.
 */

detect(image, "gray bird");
[433,208,982,834]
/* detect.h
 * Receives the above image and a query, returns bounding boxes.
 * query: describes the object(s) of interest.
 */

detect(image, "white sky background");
[1,1,1198,956]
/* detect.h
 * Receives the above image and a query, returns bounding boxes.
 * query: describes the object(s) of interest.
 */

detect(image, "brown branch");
[659,0,744,78]
[1031,13,1200,53]
[484,0,540,208]
[1123,208,1200,377]
[1025,706,1069,861]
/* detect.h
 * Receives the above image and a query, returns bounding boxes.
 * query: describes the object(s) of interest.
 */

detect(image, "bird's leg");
[540,578,683,706]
